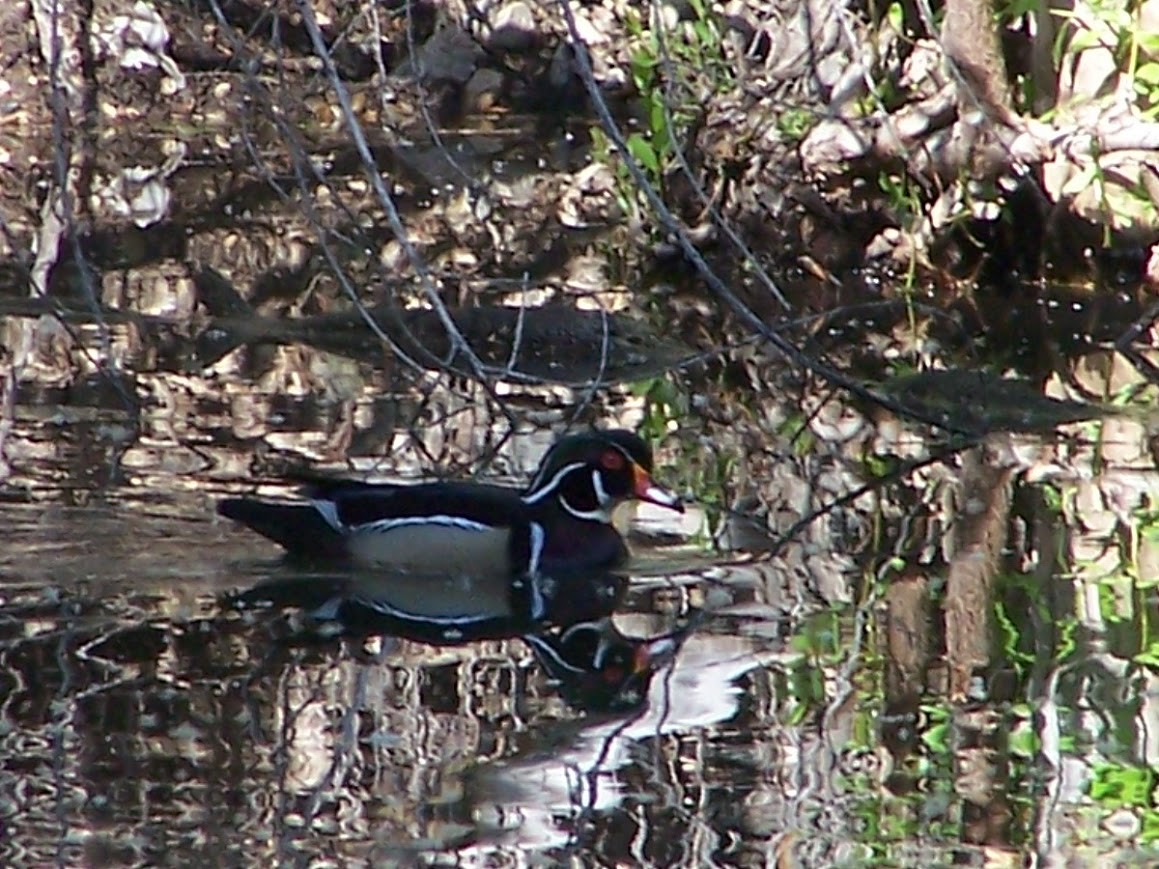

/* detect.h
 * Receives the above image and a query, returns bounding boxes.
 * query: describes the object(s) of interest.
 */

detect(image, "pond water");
[2,426,1158,866]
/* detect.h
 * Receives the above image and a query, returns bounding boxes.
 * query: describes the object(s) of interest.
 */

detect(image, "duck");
[219,429,683,630]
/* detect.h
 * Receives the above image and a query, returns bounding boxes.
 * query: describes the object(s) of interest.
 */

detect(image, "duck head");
[521,429,683,522]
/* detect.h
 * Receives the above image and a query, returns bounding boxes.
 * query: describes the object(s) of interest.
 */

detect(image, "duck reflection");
[525,615,702,713]
[465,628,778,855]
[229,570,696,714]
[231,568,628,645]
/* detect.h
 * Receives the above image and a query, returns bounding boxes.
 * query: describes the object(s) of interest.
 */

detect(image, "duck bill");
[631,464,684,513]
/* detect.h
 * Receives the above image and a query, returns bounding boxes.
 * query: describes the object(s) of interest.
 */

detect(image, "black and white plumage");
[219,430,683,635]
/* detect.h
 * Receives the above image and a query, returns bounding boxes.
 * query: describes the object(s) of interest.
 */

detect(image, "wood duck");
[219,429,683,630]
[524,615,701,712]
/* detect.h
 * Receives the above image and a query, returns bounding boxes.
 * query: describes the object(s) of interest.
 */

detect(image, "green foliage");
[1047,1,1159,127]
[778,412,816,455]
[633,376,734,544]
[1006,706,1041,758]
[1136,62,1159,117]
[596,4,734,220]
[884,1,905,32]
[1089,762,1155,809]
[877,172,922,226]
[775,107,815,142]
[633,375,685,443]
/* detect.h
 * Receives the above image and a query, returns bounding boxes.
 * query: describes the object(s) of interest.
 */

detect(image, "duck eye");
[600,450,625,471]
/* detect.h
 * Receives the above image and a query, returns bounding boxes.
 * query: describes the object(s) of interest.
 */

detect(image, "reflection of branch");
[293,0,490,380]
[203,0,434,380]
[402,2,486,194]
[650,7,791,311]
[764,436,979,558]
[568,304,611,425]
[506,286,529,375]
[557,0,975,436]
[33,1,136,414]
[204,1,521,442]
[1114,299,1159,386]
[302,659,372,822]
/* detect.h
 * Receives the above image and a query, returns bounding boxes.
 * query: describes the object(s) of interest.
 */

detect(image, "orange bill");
[631,463,684,513]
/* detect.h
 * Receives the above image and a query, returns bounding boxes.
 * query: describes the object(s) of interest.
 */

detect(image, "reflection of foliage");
[594,1,730,220]
[995,571,1079,681]
[786,610,855,725]
[1089,762,1156,809]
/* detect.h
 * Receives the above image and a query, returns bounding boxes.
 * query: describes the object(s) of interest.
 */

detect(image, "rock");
[395,27,481,85]
[465,68,504,112]
[489,2,538,51]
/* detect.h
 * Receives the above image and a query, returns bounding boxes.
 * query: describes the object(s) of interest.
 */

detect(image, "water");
[2,469,1158,865]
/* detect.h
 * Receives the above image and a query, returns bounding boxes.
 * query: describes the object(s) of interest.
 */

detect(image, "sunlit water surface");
[1,491,1158,867]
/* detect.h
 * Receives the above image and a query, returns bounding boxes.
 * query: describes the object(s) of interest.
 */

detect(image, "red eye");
[600,450,625,471]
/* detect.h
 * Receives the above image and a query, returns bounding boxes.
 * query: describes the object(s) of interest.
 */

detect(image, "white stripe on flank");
[527,522,547,620]
[361,515,491,534]
[335,513,491,534]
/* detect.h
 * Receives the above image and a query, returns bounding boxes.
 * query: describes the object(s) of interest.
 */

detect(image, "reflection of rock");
[192,267,689,386]
[879,369,1110,435]
[468,632,777,853]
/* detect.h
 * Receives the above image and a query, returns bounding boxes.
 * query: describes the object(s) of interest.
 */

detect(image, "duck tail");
[218,497,347,560]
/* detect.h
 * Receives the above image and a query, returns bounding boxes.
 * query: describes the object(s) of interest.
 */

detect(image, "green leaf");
[649,96,670,150]
[627,132,660,175]
[1136,640,1159,668]
[631,49,658,90]
[886,1,905,30]
[1138,31,1159,54]
[1068,28,1105,55]
[1088,763,1155,809]
[1135,62,1159,86]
